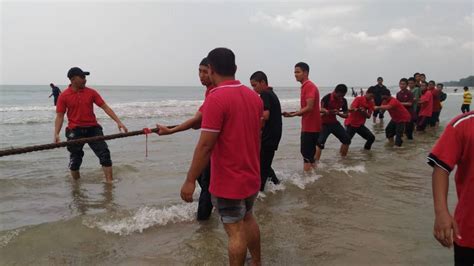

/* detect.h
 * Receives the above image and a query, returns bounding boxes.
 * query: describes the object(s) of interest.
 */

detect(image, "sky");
[1,0,473,87]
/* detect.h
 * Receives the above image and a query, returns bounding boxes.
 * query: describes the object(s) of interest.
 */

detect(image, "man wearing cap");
[54,67,128,183]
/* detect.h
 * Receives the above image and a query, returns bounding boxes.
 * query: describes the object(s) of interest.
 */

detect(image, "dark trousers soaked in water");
[260,149,279,191]
[66,126,112,171]
[405,121,415,140]
[454,243,474,266]
[385,120,405,147]
[196,164,213,220]
[345,125,375,150]
[461,104,470,113]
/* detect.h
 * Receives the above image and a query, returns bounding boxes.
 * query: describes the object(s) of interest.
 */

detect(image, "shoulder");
[450,111,474,128]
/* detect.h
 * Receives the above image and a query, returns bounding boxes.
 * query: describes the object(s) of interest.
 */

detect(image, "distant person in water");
[462,86,472,113]
[282,62,321,172]
[54,67,128,183]
[156,57,214,221]
[316,84,351,160]
[250,71,282,191]
[360,88,364,96]
[49,83,61,106]
[428,111,474,266]
[370,77,388,123]
[351,87,357,97]
[428,80,442,128]
[344,87,376,151]
[396,78,415,140]
[417,81,433,131]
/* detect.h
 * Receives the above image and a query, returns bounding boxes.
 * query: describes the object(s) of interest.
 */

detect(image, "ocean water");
[0,84,467,265]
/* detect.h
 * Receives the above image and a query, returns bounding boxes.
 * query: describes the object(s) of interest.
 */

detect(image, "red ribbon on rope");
[143,128,152,157]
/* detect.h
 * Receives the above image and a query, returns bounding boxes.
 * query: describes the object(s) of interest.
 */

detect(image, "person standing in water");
[282,62,321,171]
[344,87,376,151]
[370,77,388,123]
[428,111,474,266]
[462,86,472,113]
[49,83,61,106]
[180,48,262,266]
[250,71,282,191]
[54,67,128,183]
[156,57,214,221]
[396,78,415,140]
[417,81,433,131]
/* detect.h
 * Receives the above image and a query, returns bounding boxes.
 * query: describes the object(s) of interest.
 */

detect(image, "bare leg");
[244,213,261,266]
[223,221,247,266]
[303,163,313,172]
[340,144,349,157]
[315,146,322,161]
[71,170,80,180]
[102,166,113,183]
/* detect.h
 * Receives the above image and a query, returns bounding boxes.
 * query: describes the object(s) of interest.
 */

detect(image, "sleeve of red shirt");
[304,85,315,101]
[92,90,106,107]
[56,94,66,113]
[201,95,225,132]
[350,97,360,109]
[427,124,461,173]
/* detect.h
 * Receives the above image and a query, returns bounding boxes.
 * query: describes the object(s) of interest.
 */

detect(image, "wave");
[0,228,25,248]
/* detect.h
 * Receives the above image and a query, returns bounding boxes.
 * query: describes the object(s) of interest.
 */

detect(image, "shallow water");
[0,85,464,265]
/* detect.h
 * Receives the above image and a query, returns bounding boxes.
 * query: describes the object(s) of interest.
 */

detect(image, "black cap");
[67,67,90,79]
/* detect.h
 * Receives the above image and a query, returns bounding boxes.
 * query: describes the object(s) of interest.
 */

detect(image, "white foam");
[331,163,367,176]
[286,172,321,189]
[0,228,24,248]
[83,202,198,236]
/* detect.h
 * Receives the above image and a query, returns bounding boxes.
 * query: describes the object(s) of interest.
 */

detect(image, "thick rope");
[0,126,175,157]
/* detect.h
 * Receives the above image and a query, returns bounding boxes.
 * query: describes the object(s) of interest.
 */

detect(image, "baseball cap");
[67,67,90,78]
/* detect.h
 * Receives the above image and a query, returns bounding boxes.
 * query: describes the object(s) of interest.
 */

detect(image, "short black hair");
[250,71,268,84]
[429,80,436,84]
[421,81,428,86]
[400,78,408,84]
[207,47,237,76]
[408,77,416,82]
[464,86,469,91]
[50,83,54,87]
[199,57,209,66]
[437,83,444,88]
[366,87,375,94]
[295,62,310,72]
[381,88,391,96]
[420,73,426,77]
[334,84,348,94]
[377,77,383,81]
[414,72,420,77]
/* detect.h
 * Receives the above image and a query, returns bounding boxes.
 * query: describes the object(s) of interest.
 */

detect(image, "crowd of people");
[52,47,473,265]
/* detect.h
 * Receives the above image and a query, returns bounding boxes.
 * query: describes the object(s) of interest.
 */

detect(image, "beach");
[0,84,464,265]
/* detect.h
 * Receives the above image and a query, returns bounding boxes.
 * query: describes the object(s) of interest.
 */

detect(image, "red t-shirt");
[430,88,442,112]
[383,97,411,123]
[201,80,263,199]
[321,92,348,125]
[198,85,214,113]
[344,96,374,127]
[300,80,321,132]
[428,111,474,248]
[56,86,105,129]
[419,90,433,117]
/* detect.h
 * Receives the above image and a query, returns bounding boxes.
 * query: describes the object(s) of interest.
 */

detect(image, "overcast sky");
[1,0,473,87]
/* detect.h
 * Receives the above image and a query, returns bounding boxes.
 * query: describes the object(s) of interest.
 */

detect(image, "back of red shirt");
[300,80,321,132]
[56,86,105,129]
[201,80,263,199]
[430,88,442,112]
[419,90,433,117]
[321,93,348,125]
[345,96,374,127]
[428,111,474,248]
[384,97,411,123]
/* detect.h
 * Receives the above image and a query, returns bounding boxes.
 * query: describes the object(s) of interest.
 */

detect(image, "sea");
[0,84,467,265]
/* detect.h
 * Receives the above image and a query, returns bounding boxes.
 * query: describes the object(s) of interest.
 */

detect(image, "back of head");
[207,48,237,76]
[250,71,268,84]
[366,87,376,95]
[381,88,391,97]
[294,62,310,73]
[334,84,348,94]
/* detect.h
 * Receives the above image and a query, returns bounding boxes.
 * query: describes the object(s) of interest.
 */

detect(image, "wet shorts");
[317,122,351,149]
[300,132,319,164]
[211,193,258,224]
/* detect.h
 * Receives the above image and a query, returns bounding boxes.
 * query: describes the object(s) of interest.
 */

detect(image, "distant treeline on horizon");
[442,75,474,87]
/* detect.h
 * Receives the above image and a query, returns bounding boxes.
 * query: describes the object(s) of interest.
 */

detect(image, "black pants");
[66,126,112,171]
[317,122,351,149]
[346,125,375,150]
[301,132,319,163]
[454,243,474,266]
[373,109,385,119]
[429,111,440,127]
[461,104,470,113]
[417,116,430,131]
[260,149,276,191]
[53,96,58,106]
[385,120,406,147]
[196,164,213,220]
[405,121,415,140]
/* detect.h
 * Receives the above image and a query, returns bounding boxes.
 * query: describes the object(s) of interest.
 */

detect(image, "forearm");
[186,144,212,183]
[432,166,450,215]
[294,106,312,116]
[103,106,123,124]
[54,115,64,135]
[402,102,413,107]
[337,112,348,118]
[172,115,202,133]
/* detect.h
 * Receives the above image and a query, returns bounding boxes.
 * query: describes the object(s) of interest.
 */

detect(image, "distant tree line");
[443,75,474,87]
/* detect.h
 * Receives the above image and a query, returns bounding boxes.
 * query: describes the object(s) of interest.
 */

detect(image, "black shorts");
[300,132,319,164]
[461,104,470,113]
[317,122,351,149]
[373,109,385,119]
[66,126,112,171]
[429,111,440,126]
[454,242,474,266]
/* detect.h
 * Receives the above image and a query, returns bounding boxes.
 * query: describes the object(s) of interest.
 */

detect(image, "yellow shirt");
[464,91,472,104]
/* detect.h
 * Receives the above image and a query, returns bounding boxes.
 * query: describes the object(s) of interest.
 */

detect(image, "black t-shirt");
[52,86,61,96]
[369,84,387,105]
[260,88,282,151]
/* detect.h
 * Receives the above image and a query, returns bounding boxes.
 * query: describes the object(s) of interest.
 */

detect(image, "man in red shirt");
[428,111,474,265]
[54,67,128,183]
[316,84,350,160]
[396,78,415,140]
[180,48,263,265]
[374,89,411,147]
[156,57,214,221]
[417,81,433,131]
[345,87,376,150]
[428,80,442,128]
[282,62,321,171]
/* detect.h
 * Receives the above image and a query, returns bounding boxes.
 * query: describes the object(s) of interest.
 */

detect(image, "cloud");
[343,28,418,44]
[250,5,358,32]
[464,13,474,26]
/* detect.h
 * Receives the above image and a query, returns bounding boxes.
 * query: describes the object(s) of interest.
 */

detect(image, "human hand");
[118,123,128,133]
[157,124,173,135]
[180,180,196,202]
[54,134,60,143]
[433,211,461,248]
[282,112,292,117]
